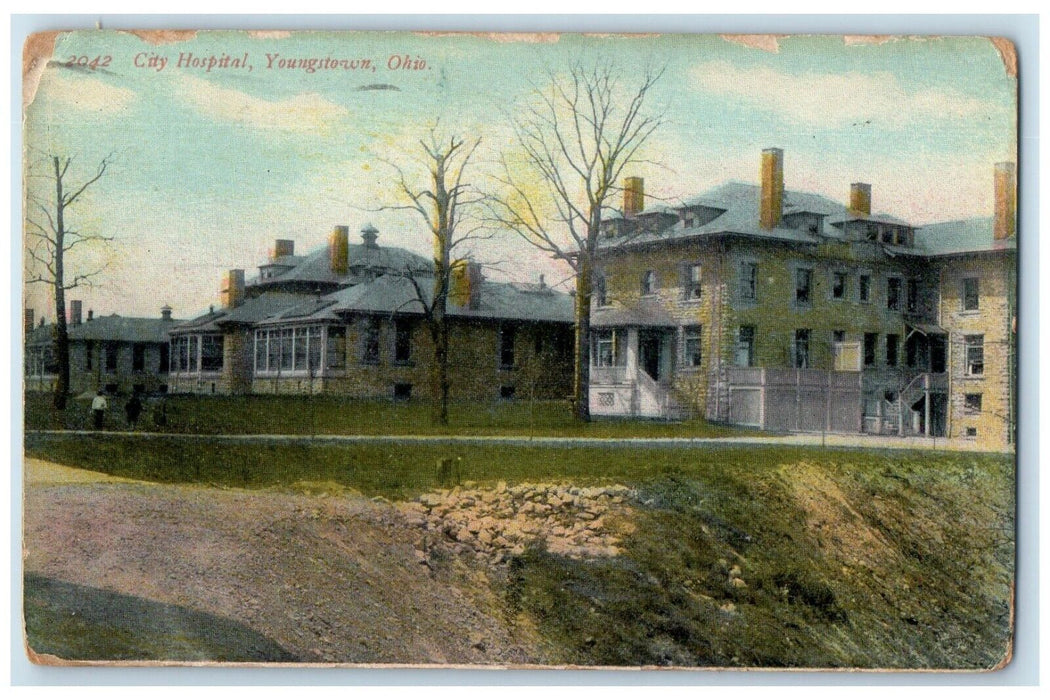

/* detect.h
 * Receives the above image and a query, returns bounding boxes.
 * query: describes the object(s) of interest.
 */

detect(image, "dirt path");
[22,459,538,665]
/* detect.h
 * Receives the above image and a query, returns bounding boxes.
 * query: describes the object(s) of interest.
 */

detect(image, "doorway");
[639,330,662,381]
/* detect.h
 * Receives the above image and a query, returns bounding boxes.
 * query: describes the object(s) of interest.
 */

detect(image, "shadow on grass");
[23,573,298,663]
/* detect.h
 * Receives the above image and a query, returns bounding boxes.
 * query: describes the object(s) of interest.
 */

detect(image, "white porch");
[589,326,688,419]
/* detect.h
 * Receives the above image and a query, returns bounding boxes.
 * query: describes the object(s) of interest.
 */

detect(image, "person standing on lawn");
[91,390,108,430]
[125,392,143,429]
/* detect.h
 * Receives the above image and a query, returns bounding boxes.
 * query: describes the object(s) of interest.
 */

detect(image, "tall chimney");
[161,305,173,321]
[361,223,379,250]
[760,148,784,230]
[624,177,644,216]
[69,300,83,326]
[87,309,93,322]
[270,239,295,261]
[220,269,245,309]
[849,182,872,216]
[994,161,1016,241]
[24,309,33,337]
[450,260,483,309]
[330,225,349,274]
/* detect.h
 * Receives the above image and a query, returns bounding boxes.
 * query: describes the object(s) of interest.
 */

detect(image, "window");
[964,393,983,413]
[859,274,871,302]
[594,274,608,307]
[499,324,517,369]
[795,268,813,305]
[793,329,810,369]
[887,277,902,311]
[641,270,656,296]
[253,327,325,373]
[735,326,755,368]
[500,385,516,399]
[965,427,978,437]
[864,332,877,367]
[963,277,980,311]
[593,330,625,367]
[881,227,894,244]
[326,326,346,370]
[965,335,984,376]
[885,333,899,367]
[159,343,169,373]
[682,263,702,301]
[683,326,702,367]
[132,344,146,372]
[201,335,223,371]
[279,328,293,371]
[362,318,381,364]
[393,383,412,401]
[188,336,199,372]
[907,279,920,313]
[739,262,757,301]
[831,272,846,299]
[86,343,93,371]
[105,342,118,372]
[394,319,413,364]
[832,330,846,344]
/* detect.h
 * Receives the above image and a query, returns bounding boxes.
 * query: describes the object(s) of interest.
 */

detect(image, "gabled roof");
[913,217,1017,256]
[246,242,431,289]
[170,292,307,333]
[591,298,677,329]
[65,315,182,343]
[257,274,575,326]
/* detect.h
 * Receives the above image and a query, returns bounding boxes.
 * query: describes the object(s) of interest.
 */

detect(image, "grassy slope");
[23,393,757,438]
[24,435,1014,669]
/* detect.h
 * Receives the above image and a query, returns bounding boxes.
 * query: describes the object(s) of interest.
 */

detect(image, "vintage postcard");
[22,29,1017,669]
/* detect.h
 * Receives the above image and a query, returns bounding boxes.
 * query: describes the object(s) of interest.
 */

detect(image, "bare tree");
[25,154,113,409]
[379,129,486,426]
[488,61,665,421]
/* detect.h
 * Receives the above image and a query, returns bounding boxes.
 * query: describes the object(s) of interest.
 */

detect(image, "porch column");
[625,328,639,380]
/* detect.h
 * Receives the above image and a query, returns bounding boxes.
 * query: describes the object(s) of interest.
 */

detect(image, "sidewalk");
[25,429,1012,454]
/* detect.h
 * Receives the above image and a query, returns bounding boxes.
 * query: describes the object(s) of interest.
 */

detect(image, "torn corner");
[989,37,1018,78]
[720,34,784,53]
[23,31,61,110]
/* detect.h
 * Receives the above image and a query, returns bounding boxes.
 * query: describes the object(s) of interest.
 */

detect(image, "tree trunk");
[431,250,450,427]
[52,156,69,410]
[573,253,592,422]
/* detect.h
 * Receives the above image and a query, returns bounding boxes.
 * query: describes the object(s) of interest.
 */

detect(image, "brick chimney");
[329,225,349,274]
[450,260,483,310]
[624,177,644,216]
[24,308,33,337]
[87,309,93,322]
[361,223,379,249]
[220,269,245,309]
[760,148,784,229]
[994,161,1016,240]
[849,182,872,216]
[270,239,295,261]
[69,300,83,326]
[161,305,173,321]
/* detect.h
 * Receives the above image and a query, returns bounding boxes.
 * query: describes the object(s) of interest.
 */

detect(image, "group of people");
[90,390,145,430]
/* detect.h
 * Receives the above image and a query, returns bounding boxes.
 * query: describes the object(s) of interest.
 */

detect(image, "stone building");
[24,302,181,395]
[589,149,1016,448]
[168,224,575,401]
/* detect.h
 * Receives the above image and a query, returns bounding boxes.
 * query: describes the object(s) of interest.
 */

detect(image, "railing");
[591,365,628,384]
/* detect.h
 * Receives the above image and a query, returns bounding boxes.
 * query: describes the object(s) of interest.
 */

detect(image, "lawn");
[23,433,1015,669]
[23,392,759,439]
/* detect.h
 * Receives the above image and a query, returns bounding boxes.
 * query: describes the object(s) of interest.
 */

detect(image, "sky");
[22,31,1016,321]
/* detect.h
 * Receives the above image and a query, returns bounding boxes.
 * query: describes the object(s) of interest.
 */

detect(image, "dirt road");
[22,459,538,665]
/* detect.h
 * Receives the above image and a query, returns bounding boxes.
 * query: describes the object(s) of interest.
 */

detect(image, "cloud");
[174,74,350,133]
[39,71,137,115]
[689,61,1007,130]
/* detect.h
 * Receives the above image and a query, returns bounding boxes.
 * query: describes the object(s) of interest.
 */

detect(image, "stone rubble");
[401,482,636,564]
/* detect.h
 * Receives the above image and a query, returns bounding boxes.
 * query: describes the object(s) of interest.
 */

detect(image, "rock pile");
[401,481,636,564]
